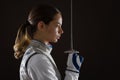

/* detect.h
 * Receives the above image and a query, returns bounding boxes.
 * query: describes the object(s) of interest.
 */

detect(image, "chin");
[52,39,58,43]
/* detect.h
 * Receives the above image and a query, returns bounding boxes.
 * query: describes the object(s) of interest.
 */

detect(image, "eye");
[56,23,62,27]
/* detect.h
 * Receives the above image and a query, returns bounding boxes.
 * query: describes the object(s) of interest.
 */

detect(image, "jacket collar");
[29,40,52,54]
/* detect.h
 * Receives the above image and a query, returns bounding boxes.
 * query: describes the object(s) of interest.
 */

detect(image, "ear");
[37,21,46,31]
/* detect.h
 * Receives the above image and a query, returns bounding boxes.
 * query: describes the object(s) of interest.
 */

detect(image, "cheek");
[47,28,58,36]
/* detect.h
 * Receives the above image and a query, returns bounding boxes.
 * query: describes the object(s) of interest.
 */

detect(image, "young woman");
[13,4,83,80]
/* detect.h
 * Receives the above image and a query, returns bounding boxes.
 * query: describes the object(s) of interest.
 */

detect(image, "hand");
[66,53,84,73]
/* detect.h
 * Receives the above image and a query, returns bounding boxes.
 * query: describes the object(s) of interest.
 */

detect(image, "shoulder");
[27,53,52,68]
[27,53,56,75]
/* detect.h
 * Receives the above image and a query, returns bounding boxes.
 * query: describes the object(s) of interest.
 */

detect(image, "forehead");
[52,14,62,24]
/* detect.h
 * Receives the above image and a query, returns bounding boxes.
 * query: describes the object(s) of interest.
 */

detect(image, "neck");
[33,37,49,45]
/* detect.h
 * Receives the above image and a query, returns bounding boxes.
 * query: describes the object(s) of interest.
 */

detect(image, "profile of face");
[36,13,64,44]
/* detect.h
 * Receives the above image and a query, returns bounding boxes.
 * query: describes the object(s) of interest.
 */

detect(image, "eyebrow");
[56,22,62,26]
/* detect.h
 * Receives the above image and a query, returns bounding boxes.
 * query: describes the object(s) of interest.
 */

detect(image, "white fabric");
[66,53,83,72]
[20,40,80,80]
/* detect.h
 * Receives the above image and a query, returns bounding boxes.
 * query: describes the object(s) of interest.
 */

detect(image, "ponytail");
[13,21,32,59]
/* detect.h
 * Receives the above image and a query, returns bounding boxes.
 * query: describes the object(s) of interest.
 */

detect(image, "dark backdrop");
[0,0,119,80]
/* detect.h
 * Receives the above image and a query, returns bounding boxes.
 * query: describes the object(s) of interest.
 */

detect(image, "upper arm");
[27,54,59,80]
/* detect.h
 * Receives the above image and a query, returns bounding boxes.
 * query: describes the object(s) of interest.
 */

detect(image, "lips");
[57,36,61,39]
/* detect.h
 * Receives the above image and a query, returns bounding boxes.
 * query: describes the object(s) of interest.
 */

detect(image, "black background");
[0,0,119,80]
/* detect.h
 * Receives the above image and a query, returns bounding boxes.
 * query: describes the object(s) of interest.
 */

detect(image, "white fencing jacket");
[20,40,79,80]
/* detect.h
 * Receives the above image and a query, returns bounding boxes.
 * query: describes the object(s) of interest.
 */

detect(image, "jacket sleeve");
[64,71,79,80]
[27,54,59,80]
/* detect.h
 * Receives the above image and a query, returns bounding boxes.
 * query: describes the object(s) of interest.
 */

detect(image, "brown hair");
[13,4,61,59]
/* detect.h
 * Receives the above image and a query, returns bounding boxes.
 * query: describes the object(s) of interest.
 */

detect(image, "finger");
[72,53,80,70]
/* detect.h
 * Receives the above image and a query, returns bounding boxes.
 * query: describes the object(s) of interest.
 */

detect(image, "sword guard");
[64,49,79,54]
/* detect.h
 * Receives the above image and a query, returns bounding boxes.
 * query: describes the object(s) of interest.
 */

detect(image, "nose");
[59,27,64,34]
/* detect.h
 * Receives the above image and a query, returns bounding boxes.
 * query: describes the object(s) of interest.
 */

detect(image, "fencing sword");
[64,0,79,54]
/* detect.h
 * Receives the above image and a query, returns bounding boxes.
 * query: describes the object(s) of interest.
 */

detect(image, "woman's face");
[43,13,64,43]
